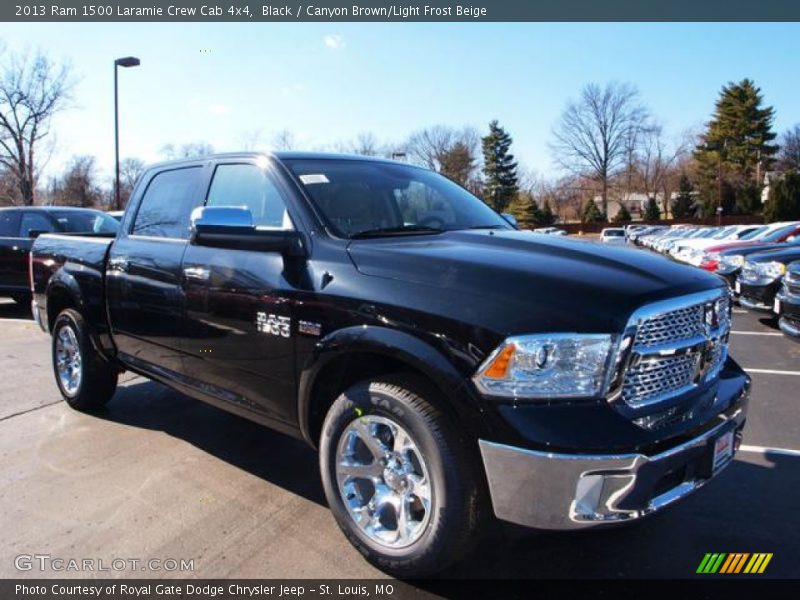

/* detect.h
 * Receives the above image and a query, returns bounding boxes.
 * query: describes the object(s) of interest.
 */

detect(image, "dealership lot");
[0,298,798,579]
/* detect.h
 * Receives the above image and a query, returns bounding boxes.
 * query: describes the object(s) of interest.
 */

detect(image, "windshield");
[739,226,765,240]
[52,210,120,234]
[763,224,799,242]
[603,229,624,236]
[712,227,734,239]
[284,159,512,238]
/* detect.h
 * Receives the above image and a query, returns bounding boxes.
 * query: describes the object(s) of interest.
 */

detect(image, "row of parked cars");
[629,222,800,340]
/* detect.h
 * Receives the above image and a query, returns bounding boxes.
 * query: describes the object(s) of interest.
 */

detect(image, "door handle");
[183,266,210,281]
[108,257,129,272]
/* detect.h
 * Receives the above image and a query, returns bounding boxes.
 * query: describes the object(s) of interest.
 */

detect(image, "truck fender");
[45,269,108,360]
[297,325,482,446]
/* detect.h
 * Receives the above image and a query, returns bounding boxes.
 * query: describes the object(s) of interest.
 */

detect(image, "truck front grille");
[785,271,800,296]
[617,289,731,410]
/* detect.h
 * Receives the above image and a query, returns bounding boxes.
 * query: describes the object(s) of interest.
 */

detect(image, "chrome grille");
[623,355,699,406]
[635,304,705,348]
[786,271,800,296]
[618,289,731,410]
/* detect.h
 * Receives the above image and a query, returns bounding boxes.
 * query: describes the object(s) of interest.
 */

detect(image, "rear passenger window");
[20,212,56,237]
[132,167,201,239]
[0,211,21,236]
[206,163,293,230]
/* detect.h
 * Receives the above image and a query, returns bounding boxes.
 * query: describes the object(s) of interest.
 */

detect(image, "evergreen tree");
[505,191,541,229]
[671,173,696,218]
[693,79,777,215]
[764,173,800,222]
[734,184,761,215]
[481,120,519,212]
[582,199,605,224]
[439,141,475,186]
[540,199,556,226]
[644,196,661,221]
[613,204,632,223]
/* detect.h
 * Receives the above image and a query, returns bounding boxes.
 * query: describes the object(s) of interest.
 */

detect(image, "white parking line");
[740,444,800,458]
[732,309,749,314]
[730,331,783,336]
[2,318,34,324]
[744,368,800,376]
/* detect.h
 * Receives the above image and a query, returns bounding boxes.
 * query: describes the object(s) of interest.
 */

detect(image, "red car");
[699,222,800,271]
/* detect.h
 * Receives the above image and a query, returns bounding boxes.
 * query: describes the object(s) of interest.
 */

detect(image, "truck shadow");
[100,378,327,506]
[0,298,31,319]
[96,379,797,579]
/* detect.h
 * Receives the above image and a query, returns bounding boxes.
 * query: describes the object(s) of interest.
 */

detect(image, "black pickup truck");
[31,152,750,576]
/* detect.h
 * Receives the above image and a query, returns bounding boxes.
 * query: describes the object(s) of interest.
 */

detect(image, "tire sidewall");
[320,380,459,568]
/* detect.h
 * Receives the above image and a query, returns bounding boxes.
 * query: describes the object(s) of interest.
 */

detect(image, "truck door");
[180,160,299,424]
[106,165,204,375]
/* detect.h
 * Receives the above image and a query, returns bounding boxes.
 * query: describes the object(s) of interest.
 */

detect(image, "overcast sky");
[1,22,799,184]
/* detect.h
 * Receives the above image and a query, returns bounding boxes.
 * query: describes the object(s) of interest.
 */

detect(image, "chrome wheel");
[55,324,82,396]
[336,415,433,548]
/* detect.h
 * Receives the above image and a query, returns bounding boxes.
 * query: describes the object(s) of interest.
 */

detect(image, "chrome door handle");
[108,257,129,272]
[183,266,210,281]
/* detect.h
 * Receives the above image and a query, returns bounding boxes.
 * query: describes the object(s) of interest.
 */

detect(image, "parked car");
[736,244,800,312]
[0,206,119,304]
[533,226,566,236]
[671,225,763,264]
[631,225,668,246]
[600,227,626,245]
[30,152,750,577]
[711,235,800,291]
[775,261,800,339]
[699,222,800,274]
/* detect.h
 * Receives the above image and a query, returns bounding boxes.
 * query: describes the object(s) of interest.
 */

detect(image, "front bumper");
[479,386,749,530]
[776,287,800,339]
[738,278,782,312]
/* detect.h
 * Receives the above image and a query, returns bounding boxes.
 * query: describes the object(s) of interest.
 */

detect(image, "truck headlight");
[473,334,615,399]
[755,261,786,280]
[717,254,744,274]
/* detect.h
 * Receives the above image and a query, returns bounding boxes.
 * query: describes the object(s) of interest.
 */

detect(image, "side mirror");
[190,206,305,257]
[501,213,518,228]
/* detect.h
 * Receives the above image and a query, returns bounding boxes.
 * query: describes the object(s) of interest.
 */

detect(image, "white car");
[533,227,567,236]
[671,225,764,264]
[600,227,626,245]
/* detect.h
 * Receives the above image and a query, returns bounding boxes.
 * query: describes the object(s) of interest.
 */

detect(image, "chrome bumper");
[479,407,747,530]
[739,295,772,312]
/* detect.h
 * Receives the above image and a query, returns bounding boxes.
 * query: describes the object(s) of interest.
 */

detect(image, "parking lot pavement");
[1,299,798,579]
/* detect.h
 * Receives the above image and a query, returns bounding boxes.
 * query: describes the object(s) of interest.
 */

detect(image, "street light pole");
[114,56,140,211]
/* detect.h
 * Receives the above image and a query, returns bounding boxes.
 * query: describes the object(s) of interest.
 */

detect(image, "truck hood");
[746,246,800,264]
[347,230,723,334]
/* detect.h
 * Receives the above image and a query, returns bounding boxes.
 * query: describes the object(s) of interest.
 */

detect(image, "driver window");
[396,181,456,227]
[206,163,293,230]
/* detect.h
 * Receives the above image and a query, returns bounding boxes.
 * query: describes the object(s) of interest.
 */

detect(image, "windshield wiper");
[463,224,509,230]
[350,225,445,239]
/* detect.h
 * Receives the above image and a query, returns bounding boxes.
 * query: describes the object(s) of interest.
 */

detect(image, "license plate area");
[774,297,781,314]
[712,430,735,474]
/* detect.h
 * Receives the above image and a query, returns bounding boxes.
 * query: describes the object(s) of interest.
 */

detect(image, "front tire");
[319,375,483,577]
[52,309,117,411]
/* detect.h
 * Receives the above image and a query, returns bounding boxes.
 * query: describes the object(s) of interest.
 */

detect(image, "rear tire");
[52,309,117,411]
[319,374,484,577]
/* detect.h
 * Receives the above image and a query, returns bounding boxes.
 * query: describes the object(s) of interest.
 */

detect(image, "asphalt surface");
[0,297,798,580]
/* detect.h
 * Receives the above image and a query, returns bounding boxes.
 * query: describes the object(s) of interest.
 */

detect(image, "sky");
[1,22,799,184]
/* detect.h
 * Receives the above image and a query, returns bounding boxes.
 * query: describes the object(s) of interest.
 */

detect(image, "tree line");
[1,47,799,225]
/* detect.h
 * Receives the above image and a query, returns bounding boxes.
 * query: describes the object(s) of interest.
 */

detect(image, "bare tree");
[271,129,296,151]
[637,124,688,217]
[50,155,102,207]
[551,81,648,216]
[405,125,480,173]
[336,132,386,157]
[118,157,146,208]
[160,142,215,160]
[778,125,800,172]
[0,49,73,205]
